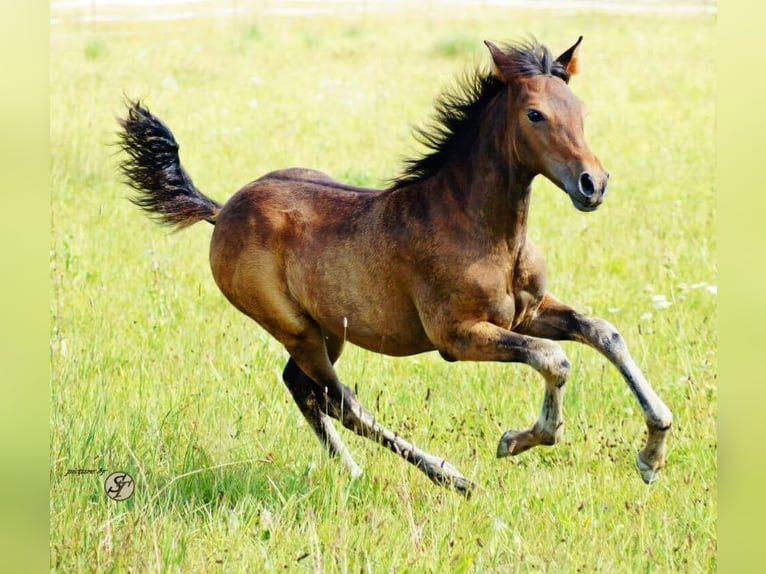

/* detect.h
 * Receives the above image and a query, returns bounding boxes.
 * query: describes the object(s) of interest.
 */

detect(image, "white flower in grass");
[162,75,178,91]
[684,281,716,295]
[651,294,672,310]
[259,507,273,531]
[222,127,242,137]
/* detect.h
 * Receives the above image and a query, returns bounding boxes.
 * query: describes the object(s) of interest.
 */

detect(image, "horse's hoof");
[497,429,525,458]
[636,453,660,484]
[429,463,477,497]
[449,475,480,498]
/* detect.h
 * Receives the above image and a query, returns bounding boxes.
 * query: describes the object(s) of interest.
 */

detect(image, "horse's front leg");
[439,321,573,458]
[517,293,673,483]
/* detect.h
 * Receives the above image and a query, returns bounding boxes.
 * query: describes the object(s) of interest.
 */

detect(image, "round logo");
[104,471,135,501]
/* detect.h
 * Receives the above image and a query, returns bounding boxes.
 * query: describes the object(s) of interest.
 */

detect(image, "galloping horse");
[118,37,672,494]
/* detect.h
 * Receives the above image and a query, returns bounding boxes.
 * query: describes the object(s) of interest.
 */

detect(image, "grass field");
[50,3,716,571]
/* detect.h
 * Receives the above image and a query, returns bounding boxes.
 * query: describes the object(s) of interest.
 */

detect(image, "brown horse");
[118,37,672,495]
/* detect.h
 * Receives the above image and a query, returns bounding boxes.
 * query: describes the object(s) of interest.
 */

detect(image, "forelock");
[500,39,570,82]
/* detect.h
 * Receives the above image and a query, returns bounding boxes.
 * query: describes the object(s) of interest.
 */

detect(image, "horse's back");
[258,167,379,195]
[210,167,378,286]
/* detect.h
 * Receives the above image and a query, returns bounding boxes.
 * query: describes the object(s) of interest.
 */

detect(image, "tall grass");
[50,5,716,572]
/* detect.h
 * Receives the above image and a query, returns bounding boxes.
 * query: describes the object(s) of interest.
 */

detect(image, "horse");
[118,37,672,495]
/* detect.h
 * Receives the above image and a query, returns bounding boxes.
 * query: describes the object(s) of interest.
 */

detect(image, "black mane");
[390,39,568,189]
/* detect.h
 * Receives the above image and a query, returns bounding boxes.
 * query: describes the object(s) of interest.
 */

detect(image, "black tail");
[117,100,221,229]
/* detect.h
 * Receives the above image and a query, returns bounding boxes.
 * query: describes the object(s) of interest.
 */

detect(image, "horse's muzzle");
[572,170,609,211]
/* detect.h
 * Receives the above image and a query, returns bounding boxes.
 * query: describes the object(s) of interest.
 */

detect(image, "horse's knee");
[589,318,628,355]
[531,340,570,385]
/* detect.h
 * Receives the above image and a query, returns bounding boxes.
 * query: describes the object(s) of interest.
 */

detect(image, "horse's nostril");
[579,172,596,198]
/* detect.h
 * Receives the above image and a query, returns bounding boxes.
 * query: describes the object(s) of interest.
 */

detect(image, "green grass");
[50,5,716,572]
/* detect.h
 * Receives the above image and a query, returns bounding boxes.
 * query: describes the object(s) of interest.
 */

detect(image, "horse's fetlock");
[648,414,673,432]
[540,433,556,446]
[537,427,561,446]
[645,403,673,431]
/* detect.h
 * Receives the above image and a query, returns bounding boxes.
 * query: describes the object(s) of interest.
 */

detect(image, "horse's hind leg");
[282,357,362,478]
[286,328,476,495]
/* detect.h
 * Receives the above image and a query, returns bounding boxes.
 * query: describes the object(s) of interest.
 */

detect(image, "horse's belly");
[308,292,436,357]
[346,329,435,357]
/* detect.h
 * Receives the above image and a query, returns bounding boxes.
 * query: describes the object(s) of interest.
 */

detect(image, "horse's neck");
[461,96,533,247]
[387,93,534,252]
[440,135,534,251]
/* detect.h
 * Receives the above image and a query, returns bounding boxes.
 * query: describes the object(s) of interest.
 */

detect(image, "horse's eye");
[526,109,545,123]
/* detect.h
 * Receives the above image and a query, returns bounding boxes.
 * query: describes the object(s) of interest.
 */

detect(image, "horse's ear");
[484,40,512,83]
[556,36,583,79]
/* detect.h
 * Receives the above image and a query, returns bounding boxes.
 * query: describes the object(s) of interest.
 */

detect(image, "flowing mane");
[390,39,571,189]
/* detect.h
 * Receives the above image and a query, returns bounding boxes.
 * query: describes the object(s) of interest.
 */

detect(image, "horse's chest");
[463,255,545,330]
[508,273,545,329]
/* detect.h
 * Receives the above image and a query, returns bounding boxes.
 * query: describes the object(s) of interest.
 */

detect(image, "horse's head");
[485,37,609,212]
